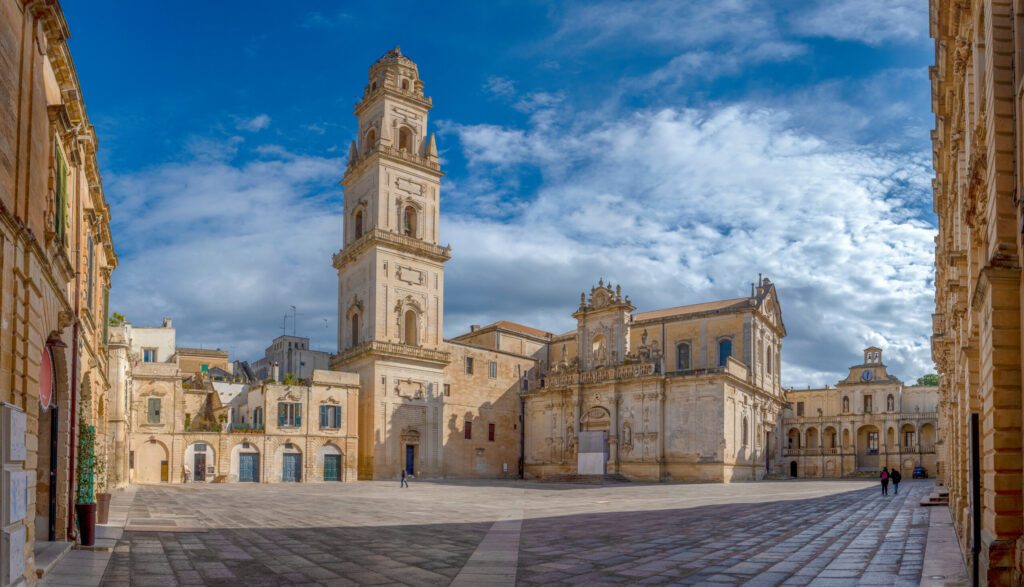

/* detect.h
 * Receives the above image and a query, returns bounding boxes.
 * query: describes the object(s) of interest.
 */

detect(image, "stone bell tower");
[331,47,451,479]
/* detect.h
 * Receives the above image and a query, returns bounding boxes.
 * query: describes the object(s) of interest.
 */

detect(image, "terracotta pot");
[75,503,96,546]
[96,493,111,525]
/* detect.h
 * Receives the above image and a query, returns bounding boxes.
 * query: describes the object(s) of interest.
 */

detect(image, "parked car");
[913,466,927,479]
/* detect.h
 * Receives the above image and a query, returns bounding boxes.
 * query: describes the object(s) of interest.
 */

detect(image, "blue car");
[913,466,927,479]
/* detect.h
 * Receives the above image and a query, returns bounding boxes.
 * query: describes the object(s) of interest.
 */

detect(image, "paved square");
[97,479,946,586]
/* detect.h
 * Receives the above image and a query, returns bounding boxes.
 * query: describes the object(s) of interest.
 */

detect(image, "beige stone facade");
[930,0,1024,583]
[118,320,359,485]
[782,348,938,479]
[522,280,787,482]
[0,1,118,583]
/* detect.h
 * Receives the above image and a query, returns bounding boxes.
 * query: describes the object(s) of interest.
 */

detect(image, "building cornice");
[332,228,451,270]
[331,341,451,369]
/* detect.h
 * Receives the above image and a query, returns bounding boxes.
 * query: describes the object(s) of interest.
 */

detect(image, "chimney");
[470,325,481,333]
[272,362,280,382]
[163,317,173,328]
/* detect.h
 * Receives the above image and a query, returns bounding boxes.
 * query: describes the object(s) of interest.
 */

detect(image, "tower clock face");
[861,370,873,381]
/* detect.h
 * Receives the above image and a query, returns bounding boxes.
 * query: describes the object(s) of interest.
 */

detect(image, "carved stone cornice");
[332,228,451,270]
[332,340,450,368]
[343,143,443,184]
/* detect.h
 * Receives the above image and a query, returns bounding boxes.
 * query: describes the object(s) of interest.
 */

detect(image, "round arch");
[274,441,304,483]
[230,442,262,483]
[184,441,216,483]
[136,439,170,484]
[316,443,345,482]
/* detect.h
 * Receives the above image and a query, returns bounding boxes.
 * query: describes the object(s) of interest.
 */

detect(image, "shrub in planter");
[75,421,97,546]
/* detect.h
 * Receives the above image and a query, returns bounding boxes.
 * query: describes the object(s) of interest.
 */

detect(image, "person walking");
[880,467,889,496]
[891,468,902,495]
[400,468,409,488]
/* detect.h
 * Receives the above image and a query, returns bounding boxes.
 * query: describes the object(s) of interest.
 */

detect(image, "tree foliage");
[916,373,939,386]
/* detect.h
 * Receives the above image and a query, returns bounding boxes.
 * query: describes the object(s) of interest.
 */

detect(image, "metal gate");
[239,453,259,482]
[323,454,341,481]
[283,453,302,482]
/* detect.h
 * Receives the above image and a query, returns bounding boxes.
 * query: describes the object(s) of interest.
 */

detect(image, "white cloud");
[791,0,927,46]
[299,11,352,29]
[484,76,516,97]
[106,146,343,360]
[442,103,936,386]
[236,114,271,132]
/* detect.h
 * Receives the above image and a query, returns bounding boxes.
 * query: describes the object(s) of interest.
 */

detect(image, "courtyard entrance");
[239,453,259,482]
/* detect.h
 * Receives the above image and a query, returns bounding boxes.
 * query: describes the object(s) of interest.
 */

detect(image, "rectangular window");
[102,287,110,347]
[488,423,495,442]
[320,405,342,429]
[867,431,879,454]
[464,420,472,439]
[465,357,474,375]
[195,442,207,452]
[904,431,916,447]
[488,361,497,378]
[278,402,302,427]
[863,395,873,413]
[521,377,528,391]
[54,145,68,245]
[443,384,450,397]
[796,402,804,417]
[143,348,157,363]
[200,363,209,373]
[129,451,135,469]
[147,397,161,423]
[86,236,95,310]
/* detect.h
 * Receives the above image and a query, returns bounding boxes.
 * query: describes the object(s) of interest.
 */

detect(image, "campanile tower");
[332,47,451,479]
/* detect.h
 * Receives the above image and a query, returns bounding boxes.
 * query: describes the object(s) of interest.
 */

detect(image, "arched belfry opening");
[404,310,418,347]
[364,128,376,154]
[354,210,364,239]
[398,126,413,151]
[350,314,360,348]
[403,206,417,238]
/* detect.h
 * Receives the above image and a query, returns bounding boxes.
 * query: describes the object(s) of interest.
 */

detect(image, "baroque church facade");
[330,48,788,482]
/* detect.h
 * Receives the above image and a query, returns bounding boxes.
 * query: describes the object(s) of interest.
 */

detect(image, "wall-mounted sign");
[1,470,28,527]
[2,525,26,586]
[2,404,26,463]
[39,346,54,409]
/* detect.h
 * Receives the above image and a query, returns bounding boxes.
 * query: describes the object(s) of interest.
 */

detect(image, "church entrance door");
[405,445,415,475]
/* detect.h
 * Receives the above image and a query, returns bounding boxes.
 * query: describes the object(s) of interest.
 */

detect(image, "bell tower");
[332,47,451,479]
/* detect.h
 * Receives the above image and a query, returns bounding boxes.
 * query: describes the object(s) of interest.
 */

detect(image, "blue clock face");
[861,370,873,382]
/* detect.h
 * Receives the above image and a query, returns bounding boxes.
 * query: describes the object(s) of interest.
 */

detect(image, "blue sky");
[64,0,936,385]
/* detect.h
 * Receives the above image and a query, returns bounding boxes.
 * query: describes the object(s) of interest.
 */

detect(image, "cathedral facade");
[331,49,787,482]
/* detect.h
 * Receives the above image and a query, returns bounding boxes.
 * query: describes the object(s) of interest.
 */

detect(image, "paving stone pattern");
[98,479,937,586]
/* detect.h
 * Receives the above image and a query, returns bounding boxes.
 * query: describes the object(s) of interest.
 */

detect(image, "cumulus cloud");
[106,147,343,360]
[791,0,928,46]
[441,104,936,386]
[236,114,271,132]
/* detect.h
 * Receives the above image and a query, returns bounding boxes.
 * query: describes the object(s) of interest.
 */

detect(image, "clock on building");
[861,370,874,382]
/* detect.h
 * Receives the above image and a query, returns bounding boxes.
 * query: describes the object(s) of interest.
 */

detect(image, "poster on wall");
[39,345,55,410]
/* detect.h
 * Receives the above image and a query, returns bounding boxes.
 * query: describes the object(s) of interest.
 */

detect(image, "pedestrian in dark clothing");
[880,467,889,495]
[401,469,409,488]
[891,469,902,494]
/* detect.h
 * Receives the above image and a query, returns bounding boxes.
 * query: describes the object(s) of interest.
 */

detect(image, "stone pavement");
[90,479,962,586]
[41,486,136,586]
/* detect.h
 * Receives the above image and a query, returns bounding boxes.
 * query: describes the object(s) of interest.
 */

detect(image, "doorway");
[239,453,259,482]
[283,453,302,482]
[405,444,415,475]
[194,452,206,482]
[160,460,169,482]
[324,454,341,481]
[790,461,798,477]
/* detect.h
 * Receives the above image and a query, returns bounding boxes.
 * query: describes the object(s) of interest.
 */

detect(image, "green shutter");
[55,148,67,245]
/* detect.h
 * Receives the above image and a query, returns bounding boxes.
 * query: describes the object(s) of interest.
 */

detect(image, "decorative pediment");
[401,427,420,443]
[394,378,426,400]
[321,396,339,405]
[281,390,301,402]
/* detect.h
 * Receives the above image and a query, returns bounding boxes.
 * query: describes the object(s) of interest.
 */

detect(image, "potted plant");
[95,442,111,525]
[75,421,97,546]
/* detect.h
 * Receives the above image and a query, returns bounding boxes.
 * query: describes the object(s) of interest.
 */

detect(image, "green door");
[323,455,341,481]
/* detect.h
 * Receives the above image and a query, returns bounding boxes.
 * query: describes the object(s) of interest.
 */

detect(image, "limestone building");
[782,348,938,478]
[0,1,118,584]
[114,318,359,485]
[252,334,331,383]
[930,1,1024,583]
[330,48,787,483]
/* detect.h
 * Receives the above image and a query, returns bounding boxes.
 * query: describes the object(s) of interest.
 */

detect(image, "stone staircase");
[920,486,949,507]
[541,473,632,484]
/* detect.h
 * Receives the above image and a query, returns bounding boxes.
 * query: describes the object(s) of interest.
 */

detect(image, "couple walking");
[880,467,902,495]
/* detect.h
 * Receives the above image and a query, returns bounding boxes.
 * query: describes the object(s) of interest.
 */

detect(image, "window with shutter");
[147,398,161,423]
[278,402,287,426]
[319,405,327,427]
[55,147,68,245]
[334,407,341,428]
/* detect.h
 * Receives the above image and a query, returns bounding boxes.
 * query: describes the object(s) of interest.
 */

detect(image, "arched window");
[364,128,376,155]
[742,417,749,446]
[404,310,418,346]
[403,206,417,237]
[354,210,364,239]
[842,396,850,413]
[350,314,359,348]
[718,339,732,366]
[676,342,691,371]
[766,344,773,374]
[401,79,410,90]
[886,394,895,412]
[398,126,413,151]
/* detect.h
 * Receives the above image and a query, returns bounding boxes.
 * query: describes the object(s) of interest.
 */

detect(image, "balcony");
[333,228,451,269]
[333,340,451,367]
[345,143,440,181]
